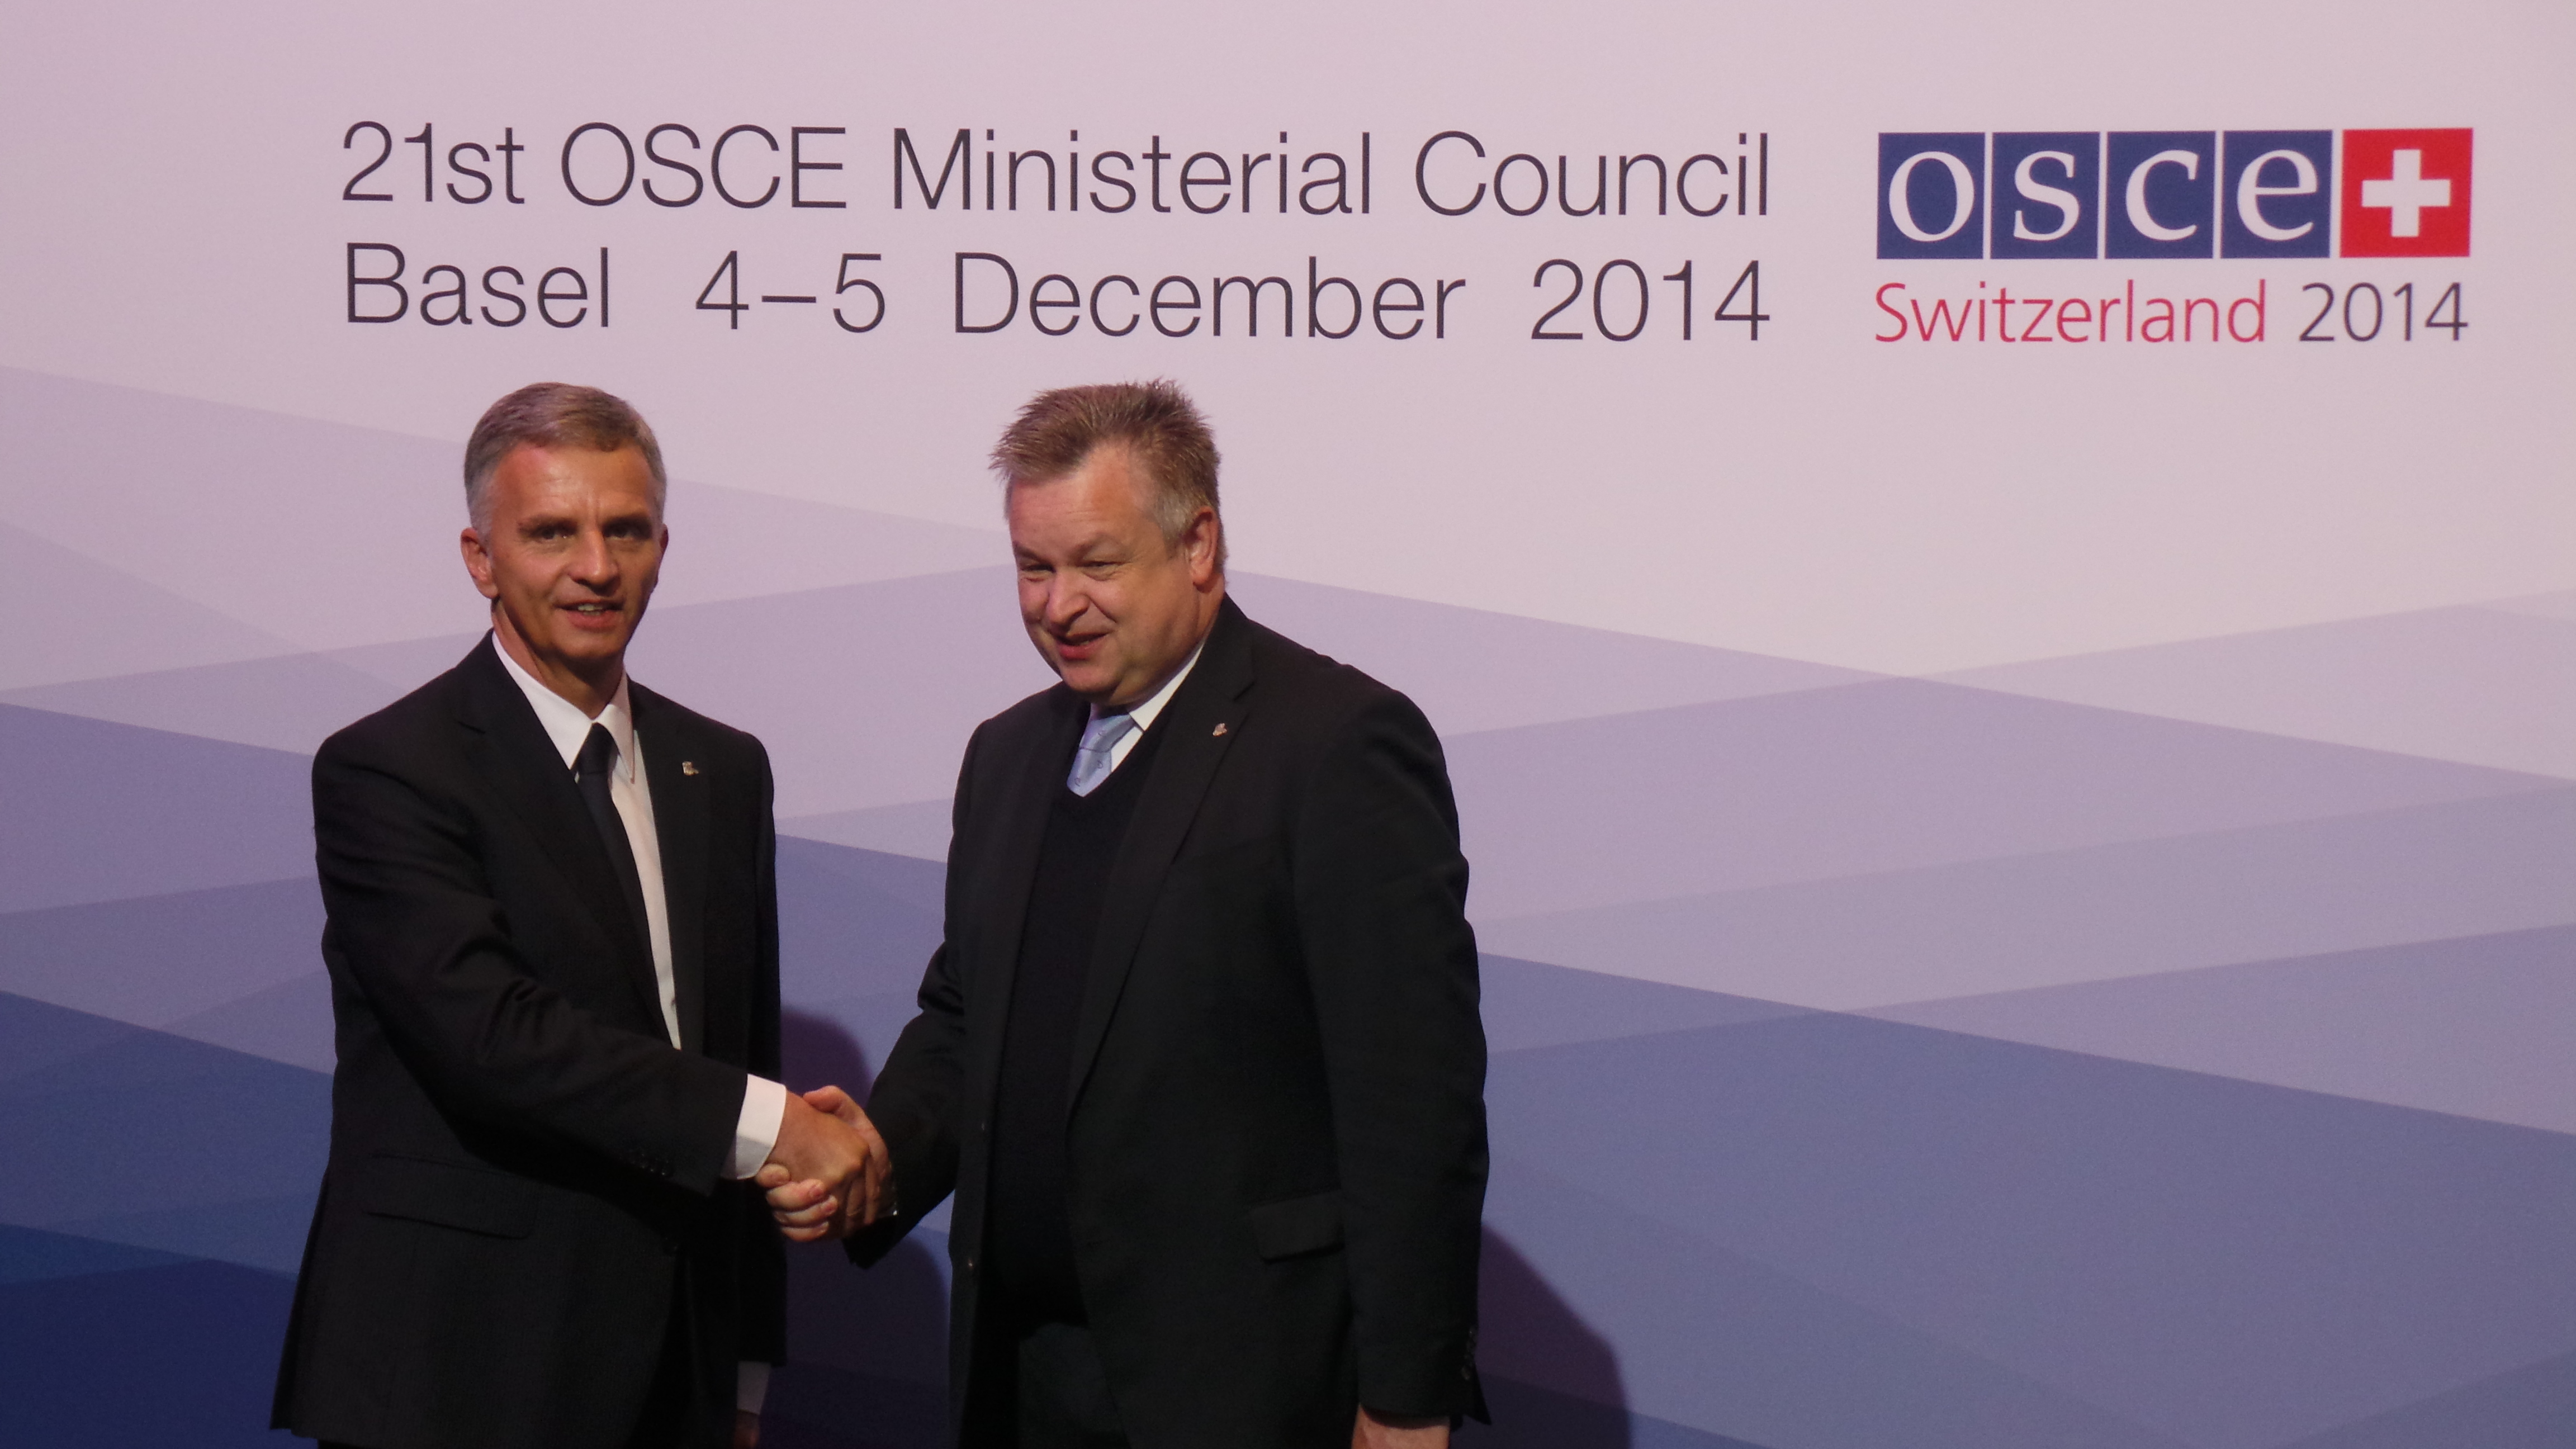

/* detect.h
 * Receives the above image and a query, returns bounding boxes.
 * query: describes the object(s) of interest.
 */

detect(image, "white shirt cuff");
[727,1074,789,1181]
[737,1360,771,1414]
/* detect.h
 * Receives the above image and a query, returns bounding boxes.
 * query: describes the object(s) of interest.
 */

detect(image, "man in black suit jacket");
[274,383,882,1449]
[771,382,1488,1449]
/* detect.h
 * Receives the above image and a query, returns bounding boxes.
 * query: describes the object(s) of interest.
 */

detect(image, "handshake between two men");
[756,1086,890,1242]
[274,378,1488,1449]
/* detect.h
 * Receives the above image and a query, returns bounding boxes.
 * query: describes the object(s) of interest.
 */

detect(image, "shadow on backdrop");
[1466,1227,1638,1448]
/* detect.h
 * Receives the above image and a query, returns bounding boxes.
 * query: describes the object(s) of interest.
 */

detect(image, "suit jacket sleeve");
[736,742,789,1361]
[846,723,983,1266]
[1296,690,1490,1419]
[312,733,748,1194]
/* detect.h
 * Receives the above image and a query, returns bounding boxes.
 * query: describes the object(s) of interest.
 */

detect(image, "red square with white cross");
[2340,129,2471,257]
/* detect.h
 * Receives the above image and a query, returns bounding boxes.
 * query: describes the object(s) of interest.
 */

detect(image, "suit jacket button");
[962,1252,978,1275]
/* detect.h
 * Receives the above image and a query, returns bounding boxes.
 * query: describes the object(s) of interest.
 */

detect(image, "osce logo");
[1876,129,2471,259]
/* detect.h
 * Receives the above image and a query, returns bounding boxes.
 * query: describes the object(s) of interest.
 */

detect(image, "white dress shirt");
[496,643,783,1413]
[1096,638,1204,771]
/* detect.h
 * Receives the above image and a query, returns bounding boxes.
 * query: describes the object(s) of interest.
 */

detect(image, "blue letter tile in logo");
[1878,133,1987,259]
[1991,132,2101,259]
[2221,130,2332,258]
[2106,131,2217,259]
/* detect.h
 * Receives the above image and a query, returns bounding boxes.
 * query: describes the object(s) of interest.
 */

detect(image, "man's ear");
[460,527,501,601]
[1185,509,1222,588]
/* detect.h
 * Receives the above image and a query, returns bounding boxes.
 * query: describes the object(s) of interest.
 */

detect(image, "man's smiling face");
[1008,443,1221,710]
[461,442,666,704]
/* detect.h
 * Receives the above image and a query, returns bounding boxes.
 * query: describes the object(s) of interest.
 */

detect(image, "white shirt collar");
[494,634,637,783]
[1104,636,1206,735]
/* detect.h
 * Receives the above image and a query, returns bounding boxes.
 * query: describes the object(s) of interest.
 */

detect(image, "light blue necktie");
[1067,711,1138,797]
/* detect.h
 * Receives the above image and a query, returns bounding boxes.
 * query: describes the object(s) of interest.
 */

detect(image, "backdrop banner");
[3,3,2572,1446]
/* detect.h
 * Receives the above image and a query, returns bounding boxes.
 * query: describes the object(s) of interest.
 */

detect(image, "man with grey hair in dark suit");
[274,382,884,1449]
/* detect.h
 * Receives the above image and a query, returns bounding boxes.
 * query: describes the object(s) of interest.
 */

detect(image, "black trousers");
[964,1317,1130,1449]
[624,1286,707,1449]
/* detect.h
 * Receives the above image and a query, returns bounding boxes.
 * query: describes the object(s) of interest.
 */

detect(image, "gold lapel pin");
[1211,723,1229,737]
[681,761,700,775]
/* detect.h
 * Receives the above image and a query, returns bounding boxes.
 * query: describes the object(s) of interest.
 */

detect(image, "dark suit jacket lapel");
[451,636,665,1031]
[635,685,710,1054]
[978,690,1090,1035]
[1066,599,1256,1112]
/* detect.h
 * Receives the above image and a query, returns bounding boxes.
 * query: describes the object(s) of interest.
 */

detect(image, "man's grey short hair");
[991,379,1225,571]
[463,382,667,534]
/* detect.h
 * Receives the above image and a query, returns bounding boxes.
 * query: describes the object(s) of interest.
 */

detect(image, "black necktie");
[573,723,653,958]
